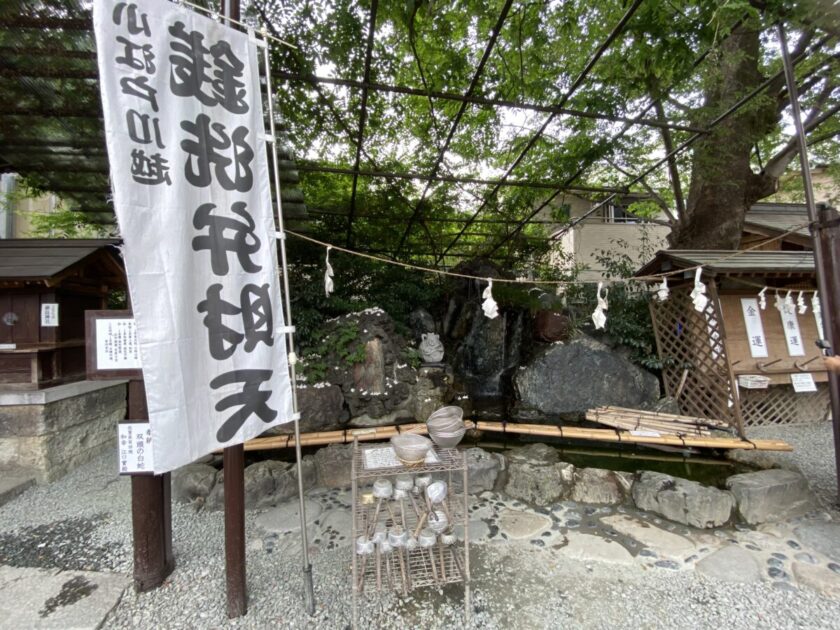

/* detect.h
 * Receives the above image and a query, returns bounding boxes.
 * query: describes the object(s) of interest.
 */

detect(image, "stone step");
[0,475,34,508]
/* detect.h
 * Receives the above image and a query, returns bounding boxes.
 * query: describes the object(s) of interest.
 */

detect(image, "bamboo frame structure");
[240,419,792,452]
[1,6,830,269]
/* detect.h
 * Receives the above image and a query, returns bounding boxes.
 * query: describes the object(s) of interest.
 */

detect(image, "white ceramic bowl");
[428,427,466,448]
[427,406,464,426]
[390,433,432,465]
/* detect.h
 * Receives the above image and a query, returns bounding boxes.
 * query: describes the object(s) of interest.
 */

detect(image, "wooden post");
[224,444,247,617]
[817,204,840,504]
[219,0,248,618]
[709,279,745,436]
[128,379,174,591]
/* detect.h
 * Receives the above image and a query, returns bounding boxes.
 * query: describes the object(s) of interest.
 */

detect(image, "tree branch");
[653,97,686,220]
[606,158,676,224]
[764,100,840,178]
[665,96,693,113]
[776,53,840,112]
[807,127,840,147]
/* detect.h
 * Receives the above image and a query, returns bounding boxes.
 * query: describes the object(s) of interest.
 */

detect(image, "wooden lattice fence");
[739,383,831,427]
[649,284,741,431]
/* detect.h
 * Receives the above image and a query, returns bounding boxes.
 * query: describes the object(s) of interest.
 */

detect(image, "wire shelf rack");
[350,439,470,628]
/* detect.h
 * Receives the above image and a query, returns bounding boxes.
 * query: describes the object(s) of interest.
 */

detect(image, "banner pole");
[260,30,316,615]
[217,0,249,619]
[778,23,840,505]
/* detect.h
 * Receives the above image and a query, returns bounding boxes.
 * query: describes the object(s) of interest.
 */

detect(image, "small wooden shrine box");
[0,239,125,389]
[636,250,827,432]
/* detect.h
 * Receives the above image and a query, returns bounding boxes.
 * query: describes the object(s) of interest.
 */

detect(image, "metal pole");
[220,0,248,618]
[260,30,316,615]
[777,22,840,505]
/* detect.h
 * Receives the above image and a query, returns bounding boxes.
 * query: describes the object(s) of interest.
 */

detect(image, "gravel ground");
[2,426,840,628]
[749,421,839,513]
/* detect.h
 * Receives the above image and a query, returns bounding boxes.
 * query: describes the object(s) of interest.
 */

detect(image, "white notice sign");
[740,298,768,358]
[791,373,817,393]
[118,422,154,473]
[94,0,294,473]
[40,303,59,327]
[363,446,440,470]
[96,318,141,370]
[779,309,806,357]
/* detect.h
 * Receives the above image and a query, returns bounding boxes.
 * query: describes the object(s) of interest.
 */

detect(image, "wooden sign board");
[85,310,143,380]
[719,292,826,385]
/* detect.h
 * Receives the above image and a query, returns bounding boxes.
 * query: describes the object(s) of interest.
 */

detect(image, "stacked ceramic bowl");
[426,406,466,448]
[390,433,433,466]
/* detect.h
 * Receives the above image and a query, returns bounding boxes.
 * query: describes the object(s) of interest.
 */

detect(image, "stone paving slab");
[0,476,34,508]
[558,533,638,567]
[254,498,322,534]
[0,566,129,629]
[695,545,762,583]
[601,514,697,560]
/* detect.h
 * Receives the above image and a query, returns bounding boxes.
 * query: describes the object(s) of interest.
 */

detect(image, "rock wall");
[0,381,127,482]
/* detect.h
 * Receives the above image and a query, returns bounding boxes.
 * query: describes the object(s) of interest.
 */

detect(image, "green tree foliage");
[589,235,662,369]
[2,1,837,260]
[255,0,838,258]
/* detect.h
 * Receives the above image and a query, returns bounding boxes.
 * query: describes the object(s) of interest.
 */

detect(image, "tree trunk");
[670,22,780,249]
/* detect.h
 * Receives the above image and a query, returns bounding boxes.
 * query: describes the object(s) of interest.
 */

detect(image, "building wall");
[538,192,671,281]
[571,221,671,281]
[0,173,60,238]
[767,166,839,206]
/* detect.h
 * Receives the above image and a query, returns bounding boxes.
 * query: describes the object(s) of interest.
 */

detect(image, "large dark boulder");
[512,334,660,421]
[267,383,348,435]
[442,260,525,416]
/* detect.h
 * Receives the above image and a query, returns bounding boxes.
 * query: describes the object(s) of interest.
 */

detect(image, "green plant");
[588,235,663,370]
[298,320,365,383]
[288,241,446,350]
[404,346,422,370]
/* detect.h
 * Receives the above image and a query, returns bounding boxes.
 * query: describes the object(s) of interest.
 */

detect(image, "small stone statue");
[419,332,444,363]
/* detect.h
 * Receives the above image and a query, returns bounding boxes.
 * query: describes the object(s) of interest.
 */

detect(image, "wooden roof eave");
[741,222,812,247]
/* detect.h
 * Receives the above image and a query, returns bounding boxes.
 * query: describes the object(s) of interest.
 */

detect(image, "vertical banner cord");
[260,30,316,615]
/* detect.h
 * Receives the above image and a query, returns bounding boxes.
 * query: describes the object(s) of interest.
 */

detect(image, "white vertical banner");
[740,298,768,358]
[94,0,294,473]
[779,309,806,357]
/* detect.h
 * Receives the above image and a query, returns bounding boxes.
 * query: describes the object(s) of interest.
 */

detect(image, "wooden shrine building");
[0,239,125,389]
[636,250,828,434]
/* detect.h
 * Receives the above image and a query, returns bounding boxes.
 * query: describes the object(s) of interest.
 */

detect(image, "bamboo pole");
[586,412,706,430]
[591,406,730,428]
[473,421,792,451]
[237,419,792,453]
[584,415,712,437]
[584,413,713,436]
